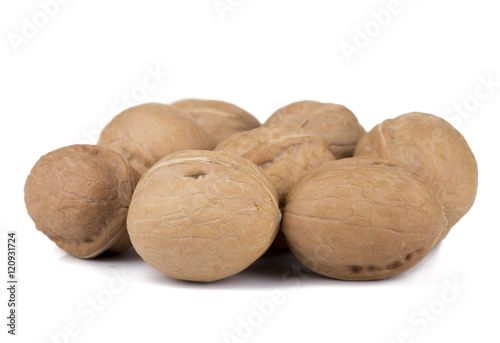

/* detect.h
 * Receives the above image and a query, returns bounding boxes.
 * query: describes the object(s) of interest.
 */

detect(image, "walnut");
[127,150,281,282]
[171,99,260,145]
[24,145,135,258]
[354,112,478,240]
[264,100,366,159]
[214,125,335,205]
[282,158,447,280]
[97,103,216,181]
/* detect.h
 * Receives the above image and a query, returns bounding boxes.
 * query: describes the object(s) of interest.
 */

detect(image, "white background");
[1,0,499,342]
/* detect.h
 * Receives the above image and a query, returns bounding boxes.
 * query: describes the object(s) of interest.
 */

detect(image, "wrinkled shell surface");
[171,99,260,144]
[264,100,366,159]
[354,112,478,240]
[24,145,135,258]
[127,150,281,282]
[98,103,215,181]
[282,158,447,280]
[215,125,335,205]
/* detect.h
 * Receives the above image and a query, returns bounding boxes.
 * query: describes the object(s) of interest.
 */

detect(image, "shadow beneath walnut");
[149,241,445,289]
[57,246,146,279]
[146,250,336,290]
[58,245,142,263]
[56,239,445,289]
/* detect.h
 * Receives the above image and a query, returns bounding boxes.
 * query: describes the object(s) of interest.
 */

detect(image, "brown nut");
[263,100,366,159]
[214,125,335,205]
[282,157,447,281]
[97,103,216,181]
[24,144,135,258]
[354,112,478,241]
[127,150,281,282]
[171,98,260,145]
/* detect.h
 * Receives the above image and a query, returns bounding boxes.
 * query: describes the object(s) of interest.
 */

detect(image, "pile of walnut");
[24,100,478,282]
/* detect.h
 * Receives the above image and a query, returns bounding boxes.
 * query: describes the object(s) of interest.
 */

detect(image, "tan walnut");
[171,98,260,145]
[127,150,281,282]
[282,157,447,281]
[354,112,478,241]
[263,100,366,159]
[24,145,135,258]
[214,125,335,205]
[97,103,216,182]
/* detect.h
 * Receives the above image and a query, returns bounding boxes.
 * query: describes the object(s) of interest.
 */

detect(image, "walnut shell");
[282,157,447,280]
[97,103,216,181]
[24,145,135,258]
[263,100,366,159]
[214,125,335,205]
[171,99,260,145]
[127,150,281,282]
[354,112,478,241]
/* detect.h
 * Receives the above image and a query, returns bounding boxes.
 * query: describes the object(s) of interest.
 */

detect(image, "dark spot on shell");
[187,173,207,179]
[349,265,363,273]
[386,261,402,269]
